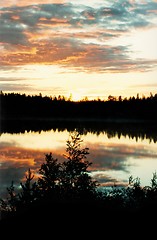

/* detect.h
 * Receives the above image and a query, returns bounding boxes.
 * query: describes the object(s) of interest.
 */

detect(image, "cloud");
[131,83,157,89]
[88,142,157,172]
[0,144,65,199]
[0,83,34,92]
[0,1,157,72]
[58,43,157,73]
[0,167,25,199]
[1,136,157,198]
[91,171,128,187]
[0,77,30,81]
[0,146,43,198]
[0,0,65,8]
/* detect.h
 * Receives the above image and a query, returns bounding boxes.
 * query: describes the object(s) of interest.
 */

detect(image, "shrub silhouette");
[37,131,99,202]
[1,131,157,226]
[0,131,99,218]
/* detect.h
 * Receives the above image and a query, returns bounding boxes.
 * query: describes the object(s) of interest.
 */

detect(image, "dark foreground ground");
[1,200,157,237]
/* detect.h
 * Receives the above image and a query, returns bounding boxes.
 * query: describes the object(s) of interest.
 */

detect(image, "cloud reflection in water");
[0,130,157,199]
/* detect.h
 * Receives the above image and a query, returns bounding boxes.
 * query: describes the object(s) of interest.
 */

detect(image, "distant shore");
[1,92,157,122]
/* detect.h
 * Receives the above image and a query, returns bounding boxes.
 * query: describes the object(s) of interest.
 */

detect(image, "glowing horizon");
[1,0,157,101]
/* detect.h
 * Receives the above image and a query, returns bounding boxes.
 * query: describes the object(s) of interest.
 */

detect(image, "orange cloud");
[1,1,157,73]
[1,0,65,7]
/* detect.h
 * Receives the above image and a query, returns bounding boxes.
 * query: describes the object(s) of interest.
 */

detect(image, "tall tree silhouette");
[37,130,98,201]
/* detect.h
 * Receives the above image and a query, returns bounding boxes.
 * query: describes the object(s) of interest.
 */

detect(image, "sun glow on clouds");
[0,0,157,100]
[1,64,157,100]
[0,130,69,150]
[1,0,108,8]
[0,0,65,7]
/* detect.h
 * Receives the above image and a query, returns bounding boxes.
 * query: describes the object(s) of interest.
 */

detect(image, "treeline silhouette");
[1,132,157,231]
[1,91,157,121]
[1,92,157,142]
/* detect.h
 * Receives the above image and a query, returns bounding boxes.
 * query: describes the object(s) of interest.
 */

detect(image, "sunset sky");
[1,0,157,101]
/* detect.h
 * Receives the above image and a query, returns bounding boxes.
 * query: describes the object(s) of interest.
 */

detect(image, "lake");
[1,123,157,199]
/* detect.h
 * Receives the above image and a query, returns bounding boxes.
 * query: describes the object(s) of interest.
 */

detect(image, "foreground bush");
[1,130,157,225]
[0,131,99,216]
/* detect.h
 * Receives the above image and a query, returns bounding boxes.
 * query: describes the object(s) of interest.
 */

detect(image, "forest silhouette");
[1,91,157,121]
[1,131,157,231]
[1,91,157,143]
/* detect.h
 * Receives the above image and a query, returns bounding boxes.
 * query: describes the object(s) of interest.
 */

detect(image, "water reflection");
[0,128,157,199]
[1,119,157,143]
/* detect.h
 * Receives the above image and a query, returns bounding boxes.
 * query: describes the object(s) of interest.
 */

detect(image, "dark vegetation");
[1,92,157,231]
[1,131,157,230]
[1,91,157,143]
[1,91,157,121]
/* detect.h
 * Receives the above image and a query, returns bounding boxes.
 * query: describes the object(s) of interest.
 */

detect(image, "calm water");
[1,127,157,199]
